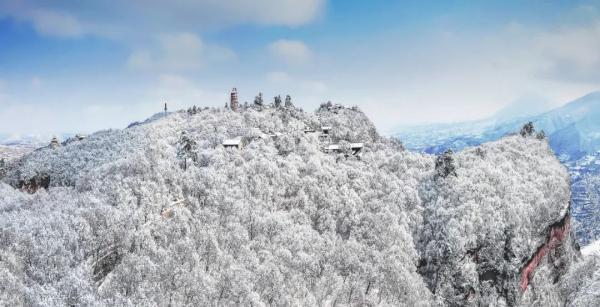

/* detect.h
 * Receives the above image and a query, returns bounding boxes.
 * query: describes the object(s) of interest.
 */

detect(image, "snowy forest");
[1,101,599,306]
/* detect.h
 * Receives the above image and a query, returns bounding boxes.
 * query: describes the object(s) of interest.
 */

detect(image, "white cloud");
[29,9,84,38]
[0,0,326,39]
[159,32,204,70]
[265,71,326,93]
[128,32,235,72]
[531,21,600,82]
[152,74,224,108]
[268,40,312,65]
[127,51,153,70]
[0,74,229,135]
[266,71,293,83]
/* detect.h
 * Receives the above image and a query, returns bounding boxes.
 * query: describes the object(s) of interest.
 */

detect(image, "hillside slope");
[0,104,588,305]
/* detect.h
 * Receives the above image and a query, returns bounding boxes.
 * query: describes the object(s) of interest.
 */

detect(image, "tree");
[285,95,293,108]
[254,93,263,108]
[536,130,546,140]
[520,122,535,137]
[274,95,282,108]
[0,158,5,180]
[177,131,197,170]
[435,149,457,178]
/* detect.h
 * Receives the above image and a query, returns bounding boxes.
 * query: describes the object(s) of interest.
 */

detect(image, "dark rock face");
[519,211,573,292]
[418,211,577,306]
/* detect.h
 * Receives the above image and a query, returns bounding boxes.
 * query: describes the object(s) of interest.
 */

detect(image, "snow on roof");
[326,144,340,150]
[223,139,241,146]
[321,126,332,130]
[350,143,364,148]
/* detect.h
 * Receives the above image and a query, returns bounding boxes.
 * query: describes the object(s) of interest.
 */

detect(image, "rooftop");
[223,139,242,146]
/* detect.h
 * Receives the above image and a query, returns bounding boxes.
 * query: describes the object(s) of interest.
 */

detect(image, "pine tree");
[274,95,282,108]
[520,122,535,137]
[435,149,457,178]
[177,131,197,170]
[285,95,293,108]
[536,130,546,140]
[254,93,264,108]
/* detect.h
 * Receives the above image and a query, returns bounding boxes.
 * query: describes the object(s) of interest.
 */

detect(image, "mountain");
[395,91,600,245]
[0,103,596,305]
[0,133,74,147]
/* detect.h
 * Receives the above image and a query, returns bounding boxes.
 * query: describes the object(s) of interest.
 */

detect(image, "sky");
[1,0,600,138]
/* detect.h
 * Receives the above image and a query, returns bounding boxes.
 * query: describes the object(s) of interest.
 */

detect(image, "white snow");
[582,240,600,257]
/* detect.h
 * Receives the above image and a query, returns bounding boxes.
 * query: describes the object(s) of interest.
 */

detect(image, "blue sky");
[1,0,600,138]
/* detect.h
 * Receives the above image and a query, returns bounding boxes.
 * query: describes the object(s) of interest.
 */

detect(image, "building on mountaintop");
[230,88,239,112]
[223,138,242,149]
[304,127,316,134]
[319,126,332,142]
[350,143,364,155]
[325,144,341,153]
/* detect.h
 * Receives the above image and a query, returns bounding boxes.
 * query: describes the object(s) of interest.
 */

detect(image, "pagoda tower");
[230,88,239,112]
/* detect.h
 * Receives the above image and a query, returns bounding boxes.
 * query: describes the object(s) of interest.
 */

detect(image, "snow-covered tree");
[274,95,282,108]
[285,95,293,108]
[254,93,264,109]
[434,149,457,178]
[177,131,197,170]
[520,121,535,137]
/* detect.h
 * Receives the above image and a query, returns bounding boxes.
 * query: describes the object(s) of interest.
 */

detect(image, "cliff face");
[416,135,576,306]
[520,212,571,292]
[0,105,583,306]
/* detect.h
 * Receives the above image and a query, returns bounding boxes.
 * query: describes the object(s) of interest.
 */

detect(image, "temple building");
[223,138,242,149]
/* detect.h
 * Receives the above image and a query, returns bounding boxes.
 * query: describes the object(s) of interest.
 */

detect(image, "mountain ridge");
[1,103,594,305]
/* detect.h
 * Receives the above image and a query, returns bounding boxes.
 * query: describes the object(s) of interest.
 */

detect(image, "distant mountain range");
[395,91,600,245]
[0,133,74,147]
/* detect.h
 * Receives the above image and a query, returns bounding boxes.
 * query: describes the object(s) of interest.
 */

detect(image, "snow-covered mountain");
[0,103,596,305]
[396,91,600,158]
[395,91,600,245]
[0,133,74,147]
